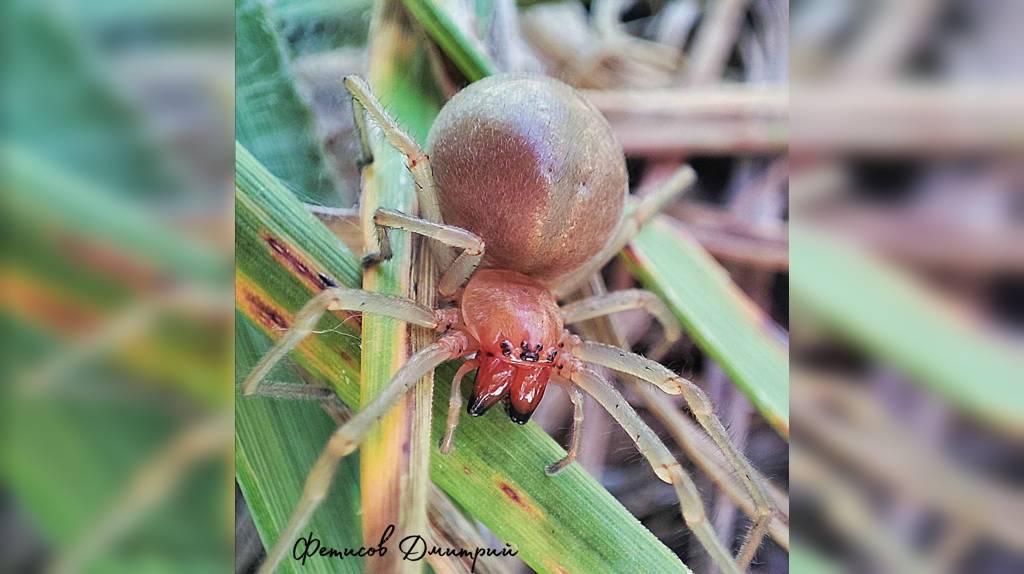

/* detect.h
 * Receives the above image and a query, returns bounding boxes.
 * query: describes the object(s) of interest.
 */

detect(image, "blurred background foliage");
[790,1,1024,573]
[2,0,233,572]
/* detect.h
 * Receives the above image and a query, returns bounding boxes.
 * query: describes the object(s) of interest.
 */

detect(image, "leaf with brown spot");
[236,144,689,573]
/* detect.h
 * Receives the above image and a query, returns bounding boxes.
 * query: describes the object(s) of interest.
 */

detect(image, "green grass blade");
[354,0,446,561]
[3,1,186,199]
[235,143,688,573]
[791,225,1024,436]
[400,0,497,81]
[235,142,363,400]
[235,0,350,206]
[624,218,790,438]
[235,313,364,574]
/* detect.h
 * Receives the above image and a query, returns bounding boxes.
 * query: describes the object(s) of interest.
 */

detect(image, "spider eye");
[518,341,541,362]
[500,340,513,356]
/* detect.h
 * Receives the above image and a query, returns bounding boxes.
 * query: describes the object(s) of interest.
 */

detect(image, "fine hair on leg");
[567,366,741,574]
[240,288,440,396]
[572,340,775,567]
[545,384,585,476]
[344,75,444,226]
[256,332,471,574]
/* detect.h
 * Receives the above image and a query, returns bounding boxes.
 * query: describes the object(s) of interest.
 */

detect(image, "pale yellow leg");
[240,288,439,396]
[439,360,477,454]
[365,208,484,297]
[545,385,585,476]
[572,341,775,569]
[568,366,741,574]
[344,75,444,226]
[560,288,681,343]
[256,333,470,574]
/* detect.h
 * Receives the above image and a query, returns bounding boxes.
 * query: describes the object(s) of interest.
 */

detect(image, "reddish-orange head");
[459,269,563,423]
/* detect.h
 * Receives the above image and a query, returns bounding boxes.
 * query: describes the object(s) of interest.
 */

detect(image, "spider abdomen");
[428,74,628,282]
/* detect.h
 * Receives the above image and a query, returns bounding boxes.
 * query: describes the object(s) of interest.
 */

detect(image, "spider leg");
[566,278,790,549]
[255,333,471,574]
[344,75,444,226]
[545,384,585,476]
[240,288,440,396]
[365,208,484,297]
[565,366,741,574]
[439,360,477,454]
[560,288,681,344]
[551,164,695,298]
[572,339,775,569]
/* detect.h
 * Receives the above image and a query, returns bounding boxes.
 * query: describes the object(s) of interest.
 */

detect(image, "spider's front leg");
[543,288,679,476]
[559,363,742,574]
[250,331,473,574]
[238,283,476,573]
[571,338,776,570]
[545,383,585,476]
[240,287,443,396]
[439,359,477,454]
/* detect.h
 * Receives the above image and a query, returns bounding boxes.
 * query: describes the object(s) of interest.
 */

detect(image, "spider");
[241,73,774,574]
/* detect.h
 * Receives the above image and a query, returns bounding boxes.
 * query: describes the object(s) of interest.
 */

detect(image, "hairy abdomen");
[428,74,627,282]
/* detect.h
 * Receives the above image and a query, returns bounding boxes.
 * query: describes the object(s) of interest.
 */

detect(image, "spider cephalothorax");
[458,269,563,422]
